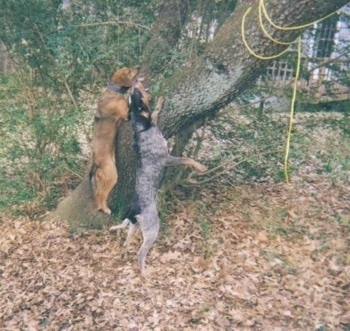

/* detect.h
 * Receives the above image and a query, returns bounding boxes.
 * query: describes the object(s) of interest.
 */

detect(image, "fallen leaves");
[0,177,349,330]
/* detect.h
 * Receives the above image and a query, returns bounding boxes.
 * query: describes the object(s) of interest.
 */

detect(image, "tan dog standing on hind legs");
[90,67,140,214]
[110,79,207,275]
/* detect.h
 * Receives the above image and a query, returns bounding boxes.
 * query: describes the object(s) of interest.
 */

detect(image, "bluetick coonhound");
[110,79,207,274]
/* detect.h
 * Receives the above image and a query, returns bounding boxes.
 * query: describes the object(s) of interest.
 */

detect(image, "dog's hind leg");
[164,156,207,172]
[110,218,130,231]
[94,161,118,214]
[110,219,139,248]
[92,167,108,213]
[125,222,138,247]
[136,215,159,275]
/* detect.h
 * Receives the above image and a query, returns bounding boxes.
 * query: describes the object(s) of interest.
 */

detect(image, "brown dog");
[90,67,140,214]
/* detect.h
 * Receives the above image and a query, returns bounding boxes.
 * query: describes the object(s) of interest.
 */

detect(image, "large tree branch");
[141,0,191,83]
[157,0,349,138]
[51,0,349,226]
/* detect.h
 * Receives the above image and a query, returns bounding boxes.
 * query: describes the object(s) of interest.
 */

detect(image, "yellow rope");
[241,0,338,183]
[241,7,291,60]
[260,0,337,31]
[284,36,301,183]
[258,0,295,46]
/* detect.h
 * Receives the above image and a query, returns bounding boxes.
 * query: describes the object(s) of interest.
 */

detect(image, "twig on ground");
[186,148,283,185]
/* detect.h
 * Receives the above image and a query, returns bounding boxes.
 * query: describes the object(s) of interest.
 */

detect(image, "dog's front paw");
[102,207,112,215]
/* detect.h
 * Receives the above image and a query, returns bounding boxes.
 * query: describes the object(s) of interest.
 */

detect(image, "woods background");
[1,1,350,330]
[0,0,349,225]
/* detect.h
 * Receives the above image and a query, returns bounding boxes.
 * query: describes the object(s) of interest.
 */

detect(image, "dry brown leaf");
[1,178,349,330]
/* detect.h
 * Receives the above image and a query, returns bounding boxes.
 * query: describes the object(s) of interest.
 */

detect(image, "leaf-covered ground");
[1,175,349,330]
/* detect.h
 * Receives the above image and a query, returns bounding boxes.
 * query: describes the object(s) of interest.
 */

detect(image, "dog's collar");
[107,83,129,95]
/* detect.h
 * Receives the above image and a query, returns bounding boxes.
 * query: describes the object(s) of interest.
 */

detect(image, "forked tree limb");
[157,0,349,138]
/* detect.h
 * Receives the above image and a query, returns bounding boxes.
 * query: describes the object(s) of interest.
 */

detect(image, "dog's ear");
[139,87,151,107]
[130,88,143,108]
[141,94,151,107]
[134,88,144,101]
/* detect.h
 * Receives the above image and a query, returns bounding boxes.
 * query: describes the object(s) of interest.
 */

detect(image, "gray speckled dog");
[110,81,207,275]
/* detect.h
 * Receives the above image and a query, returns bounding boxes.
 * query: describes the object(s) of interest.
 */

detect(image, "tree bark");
[157,0,349,137]
[50,0,349,227]
[52,121,136,228]
[141,0,190,83]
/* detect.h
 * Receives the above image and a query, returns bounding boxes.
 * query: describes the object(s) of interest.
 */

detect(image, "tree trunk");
[52,121,136,229]
[141,0,190,83]
[157,0,349,138]
[50,0,349,227]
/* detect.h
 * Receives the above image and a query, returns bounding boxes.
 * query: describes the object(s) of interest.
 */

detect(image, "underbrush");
[1,70,349,219]
[0,74,90,217]
[184,102,350,189]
